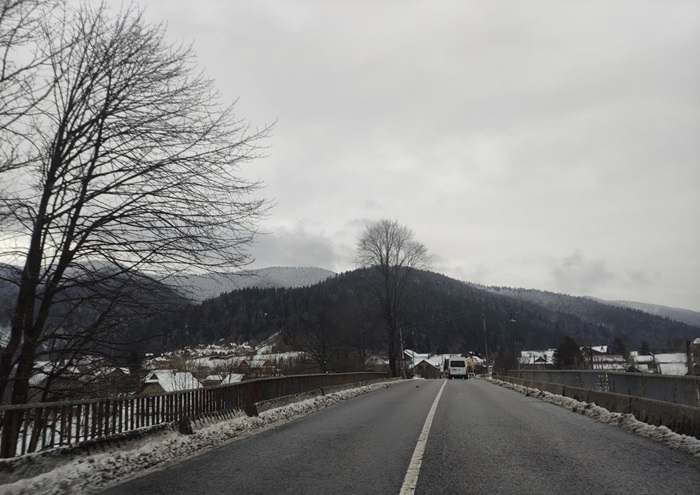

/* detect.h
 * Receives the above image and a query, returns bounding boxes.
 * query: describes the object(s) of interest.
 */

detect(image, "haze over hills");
[603,300,700,328]
[480,285,700,328]
[170,266,335,302]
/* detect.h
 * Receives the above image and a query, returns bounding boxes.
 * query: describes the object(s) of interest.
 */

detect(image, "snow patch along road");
[0,381,399,495]
[490,377,700,459]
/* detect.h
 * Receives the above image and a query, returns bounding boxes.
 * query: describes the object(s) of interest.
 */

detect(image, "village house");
[413,359,442,379]
[139,369,201,394]
[403,350,438,378]
[519,349,555,370]
[590,353,628,371]
[236,358,276,379]
[517,345,695,375]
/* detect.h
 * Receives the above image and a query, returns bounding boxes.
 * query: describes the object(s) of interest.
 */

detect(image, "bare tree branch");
[0,1,271,455]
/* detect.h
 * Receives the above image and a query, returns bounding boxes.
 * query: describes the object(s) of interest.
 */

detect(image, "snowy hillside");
[604,300,700,328]
[482,286,700,328]
[171,266,336,302]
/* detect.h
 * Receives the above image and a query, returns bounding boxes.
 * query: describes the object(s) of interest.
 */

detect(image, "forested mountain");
[3,263,697,365]
[138,269,699,359]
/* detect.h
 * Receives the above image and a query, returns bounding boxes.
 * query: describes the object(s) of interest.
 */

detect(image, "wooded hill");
[139,268,699,361]
[2,264,697,371]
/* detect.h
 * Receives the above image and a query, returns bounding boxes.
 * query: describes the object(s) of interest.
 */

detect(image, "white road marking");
[399,379,448,495]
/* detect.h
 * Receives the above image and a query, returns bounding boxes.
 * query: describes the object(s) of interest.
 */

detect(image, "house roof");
[221,373,245,384]
[414,359,441,370]
[143,370,201,392]
[404,350,431,361]
[239,359,273,368]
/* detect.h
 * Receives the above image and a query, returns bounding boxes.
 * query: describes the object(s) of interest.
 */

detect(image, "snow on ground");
[489,378,700,459]
[0,381,398,495]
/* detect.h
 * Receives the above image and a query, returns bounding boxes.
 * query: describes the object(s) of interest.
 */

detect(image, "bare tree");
[0,2,269,455]
[355,219,429,377]
[342,303,379,370]
[291,308,344,373]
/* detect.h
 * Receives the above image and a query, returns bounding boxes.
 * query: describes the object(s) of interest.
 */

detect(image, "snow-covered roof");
[143,370,201,392]
[221,373,245,384]
[404,350,431,361]
[414,358,440,370]
[658,362,688,375]
[426,355,446,368]
[651,353,688,375]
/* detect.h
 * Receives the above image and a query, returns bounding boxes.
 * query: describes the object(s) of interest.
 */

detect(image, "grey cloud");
[250,224,354,272]
[138,0,700,311]
[552,250,615,295]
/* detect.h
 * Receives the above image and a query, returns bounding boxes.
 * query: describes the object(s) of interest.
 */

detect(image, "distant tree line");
[131,268,699,373]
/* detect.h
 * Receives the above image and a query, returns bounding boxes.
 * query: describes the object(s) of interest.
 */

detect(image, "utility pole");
[482,305,489,376]
[509,314,518,370]
[399,327,405,378]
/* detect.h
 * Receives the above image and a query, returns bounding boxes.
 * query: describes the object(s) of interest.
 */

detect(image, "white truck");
[444,356,468,379]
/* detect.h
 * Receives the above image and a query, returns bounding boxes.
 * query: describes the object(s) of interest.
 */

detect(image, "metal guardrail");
[505,370,700,407]
[0,372,388,458]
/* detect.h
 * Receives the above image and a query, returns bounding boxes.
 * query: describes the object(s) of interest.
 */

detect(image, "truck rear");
[446,358,468,379]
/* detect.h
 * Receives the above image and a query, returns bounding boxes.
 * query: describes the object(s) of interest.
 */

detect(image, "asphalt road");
[100,379,700,495]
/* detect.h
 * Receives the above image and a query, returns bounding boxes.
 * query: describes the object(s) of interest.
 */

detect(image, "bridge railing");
[0,372,388,459]
[505,370,700,407]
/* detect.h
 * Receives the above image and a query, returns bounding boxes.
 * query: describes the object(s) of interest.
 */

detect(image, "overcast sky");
[136,0,700,311]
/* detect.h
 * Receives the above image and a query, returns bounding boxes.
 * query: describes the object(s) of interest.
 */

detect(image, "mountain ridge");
[173,265,700,328]
[149,268,698,358]
[2,263,698,331]
[168,266,336,302]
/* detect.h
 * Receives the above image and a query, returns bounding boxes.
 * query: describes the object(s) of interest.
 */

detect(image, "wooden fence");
[0,372,388,458]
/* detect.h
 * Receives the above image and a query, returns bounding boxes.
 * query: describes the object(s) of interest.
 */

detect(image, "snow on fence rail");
[0,372,387,458]
[506,370,700,407]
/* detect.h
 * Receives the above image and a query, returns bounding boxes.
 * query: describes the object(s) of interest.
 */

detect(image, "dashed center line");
[399,379,447,494]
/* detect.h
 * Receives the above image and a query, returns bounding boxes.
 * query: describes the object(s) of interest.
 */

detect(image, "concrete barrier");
[510,370,700,407]
[586,389,633,415]
[538,382,564,396]
[629,396,700,438]
[562,386,590,403]
[498,376,700,439]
